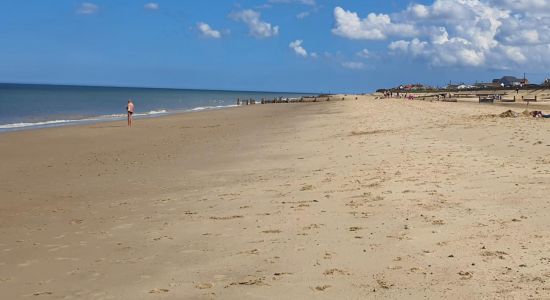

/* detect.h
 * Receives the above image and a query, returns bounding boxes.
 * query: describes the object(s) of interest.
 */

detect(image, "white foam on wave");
[136,109,167,116]
[187,105,237,112]
[0,110,168,130]
[0,119,77,129]
[0,106,236,131]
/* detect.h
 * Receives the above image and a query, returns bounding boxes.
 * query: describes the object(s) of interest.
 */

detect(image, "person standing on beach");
[127,100,135,126]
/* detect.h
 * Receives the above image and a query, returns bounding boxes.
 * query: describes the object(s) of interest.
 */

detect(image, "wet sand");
[1,96,550,299]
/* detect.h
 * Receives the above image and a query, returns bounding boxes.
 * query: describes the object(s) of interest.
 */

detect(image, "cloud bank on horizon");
[333,0,550,69]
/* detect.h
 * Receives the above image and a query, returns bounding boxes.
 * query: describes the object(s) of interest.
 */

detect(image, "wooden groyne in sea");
[235,95,341,106]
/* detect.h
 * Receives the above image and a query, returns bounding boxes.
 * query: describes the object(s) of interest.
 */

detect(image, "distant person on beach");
[127,100,135,126]
[531,111,550,118]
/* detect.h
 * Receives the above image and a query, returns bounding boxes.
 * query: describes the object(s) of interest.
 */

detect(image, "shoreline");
[0,95,336,133]
[5,89,550,133]
[0,104,237,132]
[0,82,320,133]
[2,95,550,298]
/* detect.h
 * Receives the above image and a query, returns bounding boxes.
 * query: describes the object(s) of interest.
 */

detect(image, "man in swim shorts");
[127,100,135,126]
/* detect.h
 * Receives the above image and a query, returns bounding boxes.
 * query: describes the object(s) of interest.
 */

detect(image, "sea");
[0,83,317,132]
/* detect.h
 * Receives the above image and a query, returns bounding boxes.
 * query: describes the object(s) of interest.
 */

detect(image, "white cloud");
[77,2,98,15]
[289,40,308,57]
[492,0,550,16]
[144,3,159,10]
[332,7,417,40]
[408,4,429,18]
[296,11,310,19]
[388,40,410,52]
[197,22,222,39]
[231,9,279,38]
[342,62,366,70]
[356,49,371,58]
[334,0,550,68]
[502,46,527,64]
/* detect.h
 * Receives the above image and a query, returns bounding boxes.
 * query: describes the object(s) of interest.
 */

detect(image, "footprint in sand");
[458,271,473,280]
[300,185,314,191]
[225,276,267,288]
[323,269,350,276]
[272,272,293,281]
[264,256,280,264]
[149,288,169,293]
[349,226,363,232]
[209,215,243,220]
[195,283,213,289]
[480,250,508,260]
[32,291,53,296]
[313,285,331,291]
[238,249,260,255]
[376,278,394,289]
[432,219,446,225]
[303,224,324,230]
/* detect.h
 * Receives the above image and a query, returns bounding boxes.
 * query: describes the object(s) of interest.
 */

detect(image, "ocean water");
[0,83,317,131]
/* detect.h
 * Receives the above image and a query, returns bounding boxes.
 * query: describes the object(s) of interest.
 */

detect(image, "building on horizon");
[492,76,528,87]
[446,83,476,90]
[475,82,501,89]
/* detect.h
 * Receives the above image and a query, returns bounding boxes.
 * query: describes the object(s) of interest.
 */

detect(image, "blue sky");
[1,0,550,93]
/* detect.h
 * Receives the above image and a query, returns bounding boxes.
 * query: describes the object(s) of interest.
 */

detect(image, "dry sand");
[1,96,550,299]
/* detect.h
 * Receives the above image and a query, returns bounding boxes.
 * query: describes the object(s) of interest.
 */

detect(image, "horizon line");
[0,81,323,95]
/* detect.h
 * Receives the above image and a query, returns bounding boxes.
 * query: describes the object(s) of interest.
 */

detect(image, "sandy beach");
[2,95,550,299]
